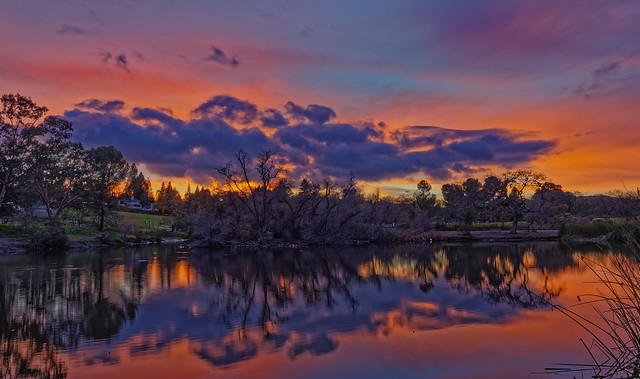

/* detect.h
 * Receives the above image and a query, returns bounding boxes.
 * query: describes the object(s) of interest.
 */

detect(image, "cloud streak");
[99,52,131,72]
[204,46,239,67]
[57,25,90,36]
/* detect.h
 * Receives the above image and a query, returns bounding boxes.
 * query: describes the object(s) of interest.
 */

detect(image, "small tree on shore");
[441,178,484,232]
[500,169,547,234]
[86,146,130,231]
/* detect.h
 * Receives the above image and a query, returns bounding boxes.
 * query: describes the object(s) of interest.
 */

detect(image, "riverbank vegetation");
[1,93,640,252]
[545,222,640,378]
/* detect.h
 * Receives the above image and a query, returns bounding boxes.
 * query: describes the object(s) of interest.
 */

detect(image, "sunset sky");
[2,1,640,195]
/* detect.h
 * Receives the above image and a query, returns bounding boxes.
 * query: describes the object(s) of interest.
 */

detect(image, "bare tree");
[216,150,282,237]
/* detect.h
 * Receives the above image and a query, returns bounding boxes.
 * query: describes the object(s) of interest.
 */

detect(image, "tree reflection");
[442,244,572,308]
[0,242,589,373]
[1,278,68,378]
[0,252,141,378]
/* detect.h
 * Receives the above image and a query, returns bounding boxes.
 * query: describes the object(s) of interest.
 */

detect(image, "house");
[118,196,155,211]
[30,205,54,217]
[118,196,143,209]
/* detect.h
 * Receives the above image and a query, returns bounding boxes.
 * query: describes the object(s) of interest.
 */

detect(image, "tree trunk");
[0,170,9,207]
[0,185,6,209]
[99,203,105,232]
[510,215,519,234]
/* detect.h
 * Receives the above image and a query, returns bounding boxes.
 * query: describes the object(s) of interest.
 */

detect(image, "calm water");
[0,242,625,378]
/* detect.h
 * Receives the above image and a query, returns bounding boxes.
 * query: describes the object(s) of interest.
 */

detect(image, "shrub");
[558,221,612,238]
[97,233,123,246]
[30,227,70,253]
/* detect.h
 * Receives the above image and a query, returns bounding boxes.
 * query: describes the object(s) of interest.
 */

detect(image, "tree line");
[2,93,639,248]
[0,93,151,233]
[177,149,635,245]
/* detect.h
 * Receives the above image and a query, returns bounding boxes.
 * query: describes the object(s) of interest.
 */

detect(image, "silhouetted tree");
[500,169,547,234]
[28,116,88,222]
[155,181,183,216]
[528,182,574,226]
[0,93,48,210]
[414,179,436,213]
[216,150,282,237]
[124,164,153,207]
[441,178,484,231]
[86,146,130,231]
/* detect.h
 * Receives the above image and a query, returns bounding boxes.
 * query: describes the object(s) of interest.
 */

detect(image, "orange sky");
[2,1,640,196]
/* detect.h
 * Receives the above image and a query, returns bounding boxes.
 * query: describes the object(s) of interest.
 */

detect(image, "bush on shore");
[30,227,70,253]
[559,219,640,244]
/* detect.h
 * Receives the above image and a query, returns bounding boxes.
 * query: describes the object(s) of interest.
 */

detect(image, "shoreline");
[0,235,189,255]
[428,229,559,243]
[1,229,568,255]
[0,238,29,255]
[189,229,561,250]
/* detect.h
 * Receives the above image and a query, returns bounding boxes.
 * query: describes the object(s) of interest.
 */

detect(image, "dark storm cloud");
[392,125,506,149]
[260,108,289,128]
[65,106,269,180]
[272,117,555,181]
[275,123,379,146]
[285,101,336,124]
[192,95,258,124]
[131,107,181,126]
[204,45,239,67]
[75,99,125,112]
[66,95,555,183]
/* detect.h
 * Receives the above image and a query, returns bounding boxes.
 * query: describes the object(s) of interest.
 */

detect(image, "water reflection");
[0,243,595,378]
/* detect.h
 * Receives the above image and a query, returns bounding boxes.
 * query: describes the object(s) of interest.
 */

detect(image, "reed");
[547,226,640,378]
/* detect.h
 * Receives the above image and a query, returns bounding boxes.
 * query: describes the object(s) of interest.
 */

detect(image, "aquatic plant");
[548,224,640,378]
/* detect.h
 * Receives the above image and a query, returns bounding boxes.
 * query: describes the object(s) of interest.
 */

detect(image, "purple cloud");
[66,95,555,184]
[57,25,89,36]
[204,45,239,67]
[260,108,289,128]
[192,95,258,124]
[75,99,125,113]
[285,102,336,124]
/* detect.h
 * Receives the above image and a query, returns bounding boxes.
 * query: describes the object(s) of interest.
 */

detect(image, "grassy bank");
[115,211,170,229]
[437,221,535,232]
[559,219,640,244]
[0,211,186,254]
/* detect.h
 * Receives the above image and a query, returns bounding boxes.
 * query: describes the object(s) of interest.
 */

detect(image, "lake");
[0,242,628,378]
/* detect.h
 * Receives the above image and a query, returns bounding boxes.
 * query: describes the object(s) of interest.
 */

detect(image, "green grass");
[0,223,31,238]
[438,221,531,232]
[115,211,170,229]
[62,226,99,237]
[559,220,640,244]
[470,221,530,231]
